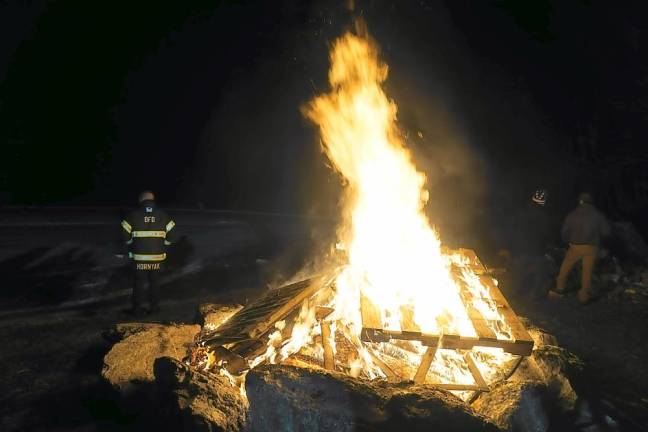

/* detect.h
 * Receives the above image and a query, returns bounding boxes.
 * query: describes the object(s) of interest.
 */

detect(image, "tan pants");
[556,244,598,300]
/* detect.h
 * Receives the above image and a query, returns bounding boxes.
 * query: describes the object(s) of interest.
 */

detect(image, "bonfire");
[188,23,533,400]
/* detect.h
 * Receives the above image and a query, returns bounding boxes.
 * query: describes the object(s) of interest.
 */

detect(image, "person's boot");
[547,288,565,299]
[577,290,592,305]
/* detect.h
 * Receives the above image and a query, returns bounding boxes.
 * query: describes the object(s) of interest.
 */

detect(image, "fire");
[301,23,515,387]
[305,26,509,340]
[192,23,523,397]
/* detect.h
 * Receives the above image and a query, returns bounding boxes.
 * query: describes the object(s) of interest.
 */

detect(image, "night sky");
[2,1,648,231]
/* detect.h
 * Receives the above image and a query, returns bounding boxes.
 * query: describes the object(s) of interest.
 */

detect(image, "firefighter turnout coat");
[121,200,177,270]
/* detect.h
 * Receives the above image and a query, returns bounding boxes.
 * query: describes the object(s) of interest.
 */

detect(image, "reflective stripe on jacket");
[121,200,177,262]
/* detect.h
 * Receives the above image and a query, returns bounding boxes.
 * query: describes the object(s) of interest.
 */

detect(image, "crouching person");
[121,191,177,316]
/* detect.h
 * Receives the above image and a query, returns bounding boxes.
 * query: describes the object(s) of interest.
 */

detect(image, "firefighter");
[550,192,610,304]
[121,191,177,315]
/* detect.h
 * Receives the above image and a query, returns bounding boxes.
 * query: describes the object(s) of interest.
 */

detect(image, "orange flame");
[236,24,517,395]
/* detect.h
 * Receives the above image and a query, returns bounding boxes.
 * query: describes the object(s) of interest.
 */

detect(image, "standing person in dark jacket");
[121,191,177,315]
[552,192,610,304]
[511,189,555,297]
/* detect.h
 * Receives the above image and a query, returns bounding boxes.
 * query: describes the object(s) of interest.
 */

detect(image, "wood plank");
[420,334,441,347]
[250,277,327,338]
[321,321,335,371]
[457,282,499,342]
[413,346,438,384]
[200,276,326,345]
[360,294,382,330]
[315,306,335,321]
[366,347,398,380]
[212,346,249,374]
[467,313,498,342]
[382,329,422,341]
[360,327,391,343]
[338,319,399,380]
[430,383,483,391]
[464,352,489,391]
[362,326,529,355]
[456,248,487,273]
[479,275,534,355]
[399,305,421,334]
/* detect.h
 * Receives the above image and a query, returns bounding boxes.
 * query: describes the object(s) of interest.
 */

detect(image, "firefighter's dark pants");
[133,269,161,312]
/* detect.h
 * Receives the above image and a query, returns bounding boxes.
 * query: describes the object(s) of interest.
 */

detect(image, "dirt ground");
[1,269,646,431]
[0,214,647,430]
[511,290,648,430]
[0,262,264,431]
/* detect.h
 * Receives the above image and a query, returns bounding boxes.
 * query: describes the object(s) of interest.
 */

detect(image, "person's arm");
[121,217,132,242]
[120,214,133,257]
[164,216,177,246]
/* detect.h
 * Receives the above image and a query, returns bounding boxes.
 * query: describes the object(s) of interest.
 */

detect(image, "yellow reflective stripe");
[132,253,166,262]
[121,220,132,234]
[132,230,166,238]
[166,220,175,232]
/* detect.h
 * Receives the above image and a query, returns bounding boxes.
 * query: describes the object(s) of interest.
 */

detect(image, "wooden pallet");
[197,249,532,390]
[360,287,532,356]
[199,275,332,347]
[359,249,533,389]
[360,249,533,357]
[360,249,533,360]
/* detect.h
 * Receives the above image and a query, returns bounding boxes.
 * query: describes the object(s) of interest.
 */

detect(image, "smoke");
[390,88,488,247]
[346,1,571,253]
[192,0,571,260]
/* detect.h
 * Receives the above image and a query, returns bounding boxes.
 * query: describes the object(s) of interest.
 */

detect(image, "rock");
[522,320,559,347]
[528,345,582,411]
[102,323,200,392]
[196,303,243,331]
[472,328,582,430]
[245,364,497,432]
[514,320,580,411]
[610,221,648,260]
[506,348,579,412]
[472,381,549,432]
[384,386,499,431]
[154,357,248,432]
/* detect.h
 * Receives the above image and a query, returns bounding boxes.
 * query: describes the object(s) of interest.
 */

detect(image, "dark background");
[2,0,648,237]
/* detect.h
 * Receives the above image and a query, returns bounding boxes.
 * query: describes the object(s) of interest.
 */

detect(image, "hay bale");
[102,323,200,392]
[472,381,548,432]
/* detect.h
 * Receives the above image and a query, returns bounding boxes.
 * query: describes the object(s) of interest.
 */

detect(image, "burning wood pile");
[188,23,533,399]
[189,248,533,399]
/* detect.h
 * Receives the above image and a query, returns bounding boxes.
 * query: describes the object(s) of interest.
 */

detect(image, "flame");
[302,24,513,386]
[196,24,518,398]
[305,27,486,336]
